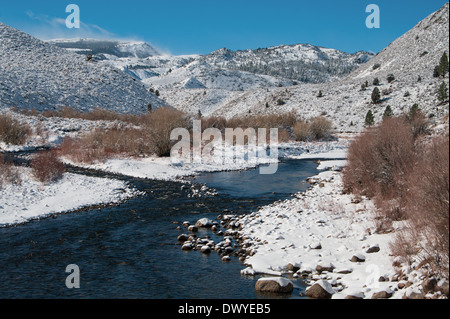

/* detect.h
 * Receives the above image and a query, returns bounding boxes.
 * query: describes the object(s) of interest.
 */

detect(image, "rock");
[437,279,449,297]
[286,263,300,273]
[366,244,380,254]
[378,276,387,282]
[309,242,322,250]
[350,253,366,262]
[200,245,211,254]
[255,277,293,294]
[188,225,198,232]
[404,287,424,299]
[305,280,334,299]
[195,218,214,228]
[336,268,353,274]
[316,262,335,274]
[422,278,437,294]
[372,289,393,299]
[181,243,193,251]
[345,291,365,299]
[177,234,189,242]
[222,256,231,262]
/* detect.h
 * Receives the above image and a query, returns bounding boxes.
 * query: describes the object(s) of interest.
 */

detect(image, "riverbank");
[233,158,448,299]
[0,165,140,227]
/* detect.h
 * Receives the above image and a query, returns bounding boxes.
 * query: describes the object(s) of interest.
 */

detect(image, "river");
[0,158,321,299]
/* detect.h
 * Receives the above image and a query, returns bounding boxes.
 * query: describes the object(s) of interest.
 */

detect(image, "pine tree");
[437,82,449,104]
[155,90,160,97]
[409,103,420,119]
[387,74,395,83]
[365,110,375,127]
[317,90,323,98]
[371,87,381,104]
[373,78,380,86]
[383,105,393,119]
[147,103,152,113]
[439,52,449,77]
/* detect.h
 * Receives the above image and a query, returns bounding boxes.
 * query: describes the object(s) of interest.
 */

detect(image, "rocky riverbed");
[176,162,449,299]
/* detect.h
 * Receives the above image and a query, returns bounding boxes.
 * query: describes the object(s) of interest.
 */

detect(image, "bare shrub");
[309,116,333,140]
[344,115,448,277]
[293,121,311,141]
[0,114,31,145]
[60,125,151,163]
[0,155,22,189]
[343,117,415,203]
[142,107,191,157]
[404,135,449,276]
[30,151,65,184]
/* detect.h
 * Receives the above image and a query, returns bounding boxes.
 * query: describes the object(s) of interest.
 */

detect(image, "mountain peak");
[47,38,162,59]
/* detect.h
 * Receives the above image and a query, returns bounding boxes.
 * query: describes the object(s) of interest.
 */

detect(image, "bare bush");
[309,116,333,140]
[293,121,311,141]
[30,151,65,184]
[0,113,31,145]
[343,117,415,202]
[0,155,22,189]
[404,135,449,276]
[344,115,449,277]
[142,107,191,157]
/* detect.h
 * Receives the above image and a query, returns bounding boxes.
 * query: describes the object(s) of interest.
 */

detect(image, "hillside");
[211,3,449,132]
[0,23,164,113]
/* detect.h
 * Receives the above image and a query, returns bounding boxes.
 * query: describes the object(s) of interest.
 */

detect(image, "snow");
[0,23,164,113]
[257,277,293,288]
[233,151,406,298]
[0,166,139,227]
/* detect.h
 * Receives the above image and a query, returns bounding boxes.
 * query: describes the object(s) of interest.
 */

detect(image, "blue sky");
[0,0,448,55]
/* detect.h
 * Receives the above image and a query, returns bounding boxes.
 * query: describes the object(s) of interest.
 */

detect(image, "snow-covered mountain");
[203,45,373,84]
[211,3,449,131]
[51,38,373,90]
[47,38,162,59]
[0,23,165,113]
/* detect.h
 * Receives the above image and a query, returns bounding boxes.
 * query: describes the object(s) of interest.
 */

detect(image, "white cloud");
[24,10,116,40]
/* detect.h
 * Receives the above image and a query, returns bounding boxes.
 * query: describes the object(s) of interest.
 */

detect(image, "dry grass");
[40,106,140,123]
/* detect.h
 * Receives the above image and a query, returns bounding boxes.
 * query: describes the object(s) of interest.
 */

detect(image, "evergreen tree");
[155,90,160,97]
[439,52,449,77]
[387,74,395,83]
[437,82,449,104]
[383,105,393,119]
[371,87,381,104]
[373,78,380,86]
[317,90,323,98]
[365,110,375,127]
[147,103,152,113]
[409,103,420,119]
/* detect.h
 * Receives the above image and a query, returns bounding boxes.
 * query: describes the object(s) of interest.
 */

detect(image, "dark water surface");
[0,159,319,299]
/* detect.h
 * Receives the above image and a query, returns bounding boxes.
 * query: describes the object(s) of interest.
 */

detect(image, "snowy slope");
[47,38,162,58]
[0,23,165,113]
[204,45,373,84]
[211,3,450,131]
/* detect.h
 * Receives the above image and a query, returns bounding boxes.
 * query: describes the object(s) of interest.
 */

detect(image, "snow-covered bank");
[234,159,448,299]
[0,167,140,227]
[61,139,351,182]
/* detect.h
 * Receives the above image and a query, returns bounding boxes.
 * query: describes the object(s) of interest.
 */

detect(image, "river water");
[0,159,320,299]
